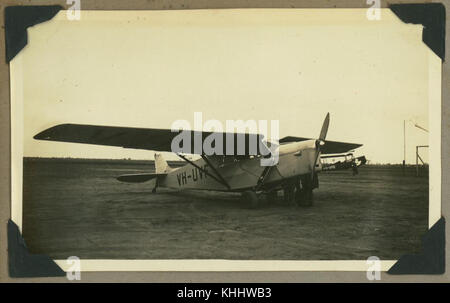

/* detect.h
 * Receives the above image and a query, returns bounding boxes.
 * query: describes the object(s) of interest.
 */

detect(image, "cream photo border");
[9,9,442,272]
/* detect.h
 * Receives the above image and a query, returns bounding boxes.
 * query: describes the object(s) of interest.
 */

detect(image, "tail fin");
[155,153,172,174]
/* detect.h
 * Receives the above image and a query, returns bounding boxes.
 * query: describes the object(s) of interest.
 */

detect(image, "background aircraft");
[34,113,363,208]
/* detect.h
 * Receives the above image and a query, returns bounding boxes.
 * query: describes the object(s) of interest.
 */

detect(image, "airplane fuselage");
[158,140,321,192]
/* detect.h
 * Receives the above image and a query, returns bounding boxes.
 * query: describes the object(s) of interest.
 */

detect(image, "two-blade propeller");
[311,113,330,180]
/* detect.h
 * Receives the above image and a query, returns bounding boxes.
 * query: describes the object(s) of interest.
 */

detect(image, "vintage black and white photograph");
[10,8,441,271]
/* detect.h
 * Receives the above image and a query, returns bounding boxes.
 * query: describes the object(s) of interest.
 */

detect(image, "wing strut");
[201,155,231,190]
[176,154,230,190]
[255,166,273,191]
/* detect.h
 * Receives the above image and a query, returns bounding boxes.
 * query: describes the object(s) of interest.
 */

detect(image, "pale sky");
[17,9,437,164]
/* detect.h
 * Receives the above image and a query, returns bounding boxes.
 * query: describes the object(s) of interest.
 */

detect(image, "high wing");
[34,123,269,156]
[279,136,362,154]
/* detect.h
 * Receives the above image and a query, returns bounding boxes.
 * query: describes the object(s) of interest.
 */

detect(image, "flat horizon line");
[22,156,427,166]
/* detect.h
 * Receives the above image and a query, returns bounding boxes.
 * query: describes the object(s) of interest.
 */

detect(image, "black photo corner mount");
[389,3,446,61]
[388,217,445,275]
[8,219,65,278]
[4,5,63,63]
[5,5,65,278]
[387,3,446,274]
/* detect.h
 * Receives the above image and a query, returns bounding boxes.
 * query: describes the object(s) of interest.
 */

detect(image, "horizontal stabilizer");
[117,173,163,183]
[279,136,362,154]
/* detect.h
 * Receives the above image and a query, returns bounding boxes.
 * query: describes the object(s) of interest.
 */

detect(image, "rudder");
[155,153,172,174]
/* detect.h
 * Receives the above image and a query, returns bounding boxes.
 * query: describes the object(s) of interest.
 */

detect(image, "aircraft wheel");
[294,188,302,205]
[296,188,314,207]
[304,189,314,206]
[283,186,295,204]
[265,191,278,203]
[242,191,260,209]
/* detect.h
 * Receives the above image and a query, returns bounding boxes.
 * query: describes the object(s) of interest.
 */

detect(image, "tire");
[296,188,314,207]
[294,188,303,206]
[265,191,278,204]
[304,189,314,207]
[242,191,260,209]
[283,186,295,204]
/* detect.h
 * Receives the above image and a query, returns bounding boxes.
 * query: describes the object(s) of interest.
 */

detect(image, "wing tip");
[33,124,74,140]
[33,128,51,140]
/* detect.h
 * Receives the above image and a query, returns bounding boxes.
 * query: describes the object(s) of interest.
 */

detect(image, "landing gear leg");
[352,163,359,175]
[152,178,158,193]
[283,184,295,205]
[296,176,314,207]
[242,191,260,209]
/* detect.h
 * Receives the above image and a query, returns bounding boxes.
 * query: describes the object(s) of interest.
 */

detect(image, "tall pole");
[416,146,419,177]
[403,120,406,174]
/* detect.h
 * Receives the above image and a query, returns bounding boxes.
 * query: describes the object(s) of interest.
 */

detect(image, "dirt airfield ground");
[22,158,428,260]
